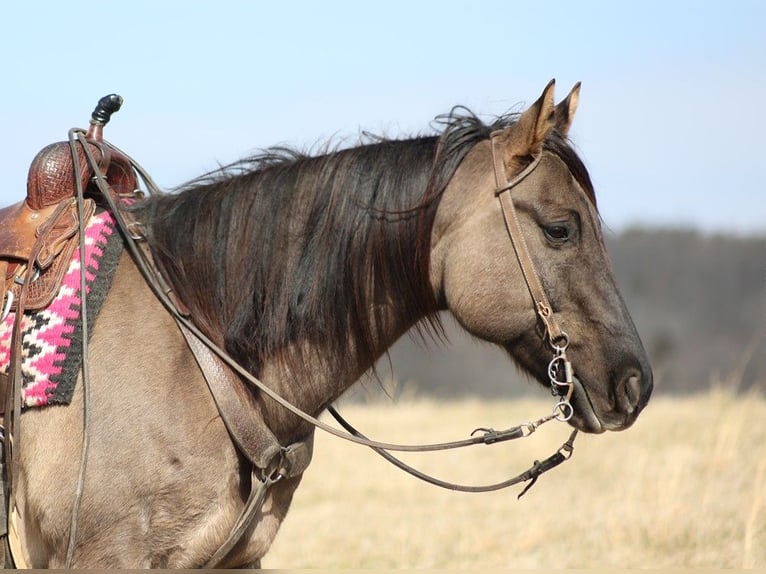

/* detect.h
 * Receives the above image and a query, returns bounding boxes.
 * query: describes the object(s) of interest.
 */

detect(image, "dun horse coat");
[10,81,651,567]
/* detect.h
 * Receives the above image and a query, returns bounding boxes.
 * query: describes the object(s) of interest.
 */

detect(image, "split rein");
[48,123,581,564]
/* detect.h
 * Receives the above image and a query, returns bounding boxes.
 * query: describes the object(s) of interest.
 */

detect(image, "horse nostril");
[618,372,643,415]
[626,375,641,410]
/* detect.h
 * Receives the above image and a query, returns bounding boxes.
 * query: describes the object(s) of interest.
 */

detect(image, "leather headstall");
[489,131,566,346]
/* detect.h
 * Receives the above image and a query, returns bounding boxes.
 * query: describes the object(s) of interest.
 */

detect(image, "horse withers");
[6,81,651,567]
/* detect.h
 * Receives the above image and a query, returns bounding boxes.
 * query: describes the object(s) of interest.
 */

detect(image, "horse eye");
[543,224,570,242]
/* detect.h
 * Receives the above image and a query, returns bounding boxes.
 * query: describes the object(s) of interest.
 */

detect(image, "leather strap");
[182,317,314,569]
[180,322,279,469]
[5,199,96,312]
[7,508,28,568]
[178,321,314,476]
[202,468,276,569]
[0,260,8,324]
[490,132,566,345]
[329,406,577,496]
[78,135,315,566]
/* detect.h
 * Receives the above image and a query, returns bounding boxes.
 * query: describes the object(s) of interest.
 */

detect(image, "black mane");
[136,108,594,377]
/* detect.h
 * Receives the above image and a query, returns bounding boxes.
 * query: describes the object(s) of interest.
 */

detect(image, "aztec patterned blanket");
[0,209,123,408]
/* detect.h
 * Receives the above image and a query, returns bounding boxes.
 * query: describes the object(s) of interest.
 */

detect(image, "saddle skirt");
[0,210,123,408]
[0,198,96,313]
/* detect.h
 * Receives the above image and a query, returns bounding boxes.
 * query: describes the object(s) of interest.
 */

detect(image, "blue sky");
[2,0,764,234]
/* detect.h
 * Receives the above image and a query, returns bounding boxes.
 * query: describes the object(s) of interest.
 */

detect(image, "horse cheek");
[442,246,531,345]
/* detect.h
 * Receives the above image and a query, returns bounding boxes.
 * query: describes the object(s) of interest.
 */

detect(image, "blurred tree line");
[364,227,766,400]
[606,228,765,393]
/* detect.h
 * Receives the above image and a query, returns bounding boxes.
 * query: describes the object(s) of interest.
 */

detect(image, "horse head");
[431,80,652,433]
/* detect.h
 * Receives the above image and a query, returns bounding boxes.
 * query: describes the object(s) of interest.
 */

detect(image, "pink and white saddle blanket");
[0,210,122,408]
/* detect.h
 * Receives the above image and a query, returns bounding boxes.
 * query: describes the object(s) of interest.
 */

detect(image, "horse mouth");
[568,375,645,434]
[568,376,605,434]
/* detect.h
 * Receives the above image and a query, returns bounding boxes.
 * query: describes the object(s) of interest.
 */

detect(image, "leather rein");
[4,104,581,567]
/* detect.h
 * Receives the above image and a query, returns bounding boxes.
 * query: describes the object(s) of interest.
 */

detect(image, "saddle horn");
[86,93,123,141]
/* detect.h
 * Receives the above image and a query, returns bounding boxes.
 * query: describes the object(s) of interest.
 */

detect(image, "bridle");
[489,130,576,420]
[3,97,581,567]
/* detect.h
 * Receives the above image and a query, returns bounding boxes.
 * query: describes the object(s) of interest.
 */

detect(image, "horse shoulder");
[16,251,296,567]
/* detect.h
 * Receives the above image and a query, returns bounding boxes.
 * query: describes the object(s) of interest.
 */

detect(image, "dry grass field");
[263,388,766,568]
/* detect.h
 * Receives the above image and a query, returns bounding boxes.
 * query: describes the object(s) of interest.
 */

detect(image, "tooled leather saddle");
[0,95,136,321]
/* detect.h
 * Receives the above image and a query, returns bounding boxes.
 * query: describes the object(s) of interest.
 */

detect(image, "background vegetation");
[264,226,765,568]
[355,227,766,400]
[265,391,766,568]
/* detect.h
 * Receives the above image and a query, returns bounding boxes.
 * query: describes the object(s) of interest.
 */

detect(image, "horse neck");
[144,143,444,442]
[252,248,437,443]
[257,300,425,441]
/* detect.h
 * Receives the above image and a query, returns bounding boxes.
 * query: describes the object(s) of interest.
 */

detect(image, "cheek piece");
[489,131,574,421]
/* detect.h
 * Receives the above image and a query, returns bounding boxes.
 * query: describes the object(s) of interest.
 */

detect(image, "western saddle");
[0,95,137,321]
[0,95,316,569]
[0,95,142,567]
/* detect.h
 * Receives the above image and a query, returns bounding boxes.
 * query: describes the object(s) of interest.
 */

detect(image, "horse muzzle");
[568,366,653,433]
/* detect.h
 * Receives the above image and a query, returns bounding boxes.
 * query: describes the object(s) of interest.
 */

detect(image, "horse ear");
[498,79,556,164]
[554,82,581,137]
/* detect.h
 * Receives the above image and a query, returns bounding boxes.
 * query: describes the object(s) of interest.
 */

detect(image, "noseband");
[490,131,575,420]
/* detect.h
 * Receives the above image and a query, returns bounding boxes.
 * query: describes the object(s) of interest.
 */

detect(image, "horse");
[8,80,652,567]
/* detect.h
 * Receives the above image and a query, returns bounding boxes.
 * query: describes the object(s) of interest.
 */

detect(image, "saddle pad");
[0,209,123,408]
